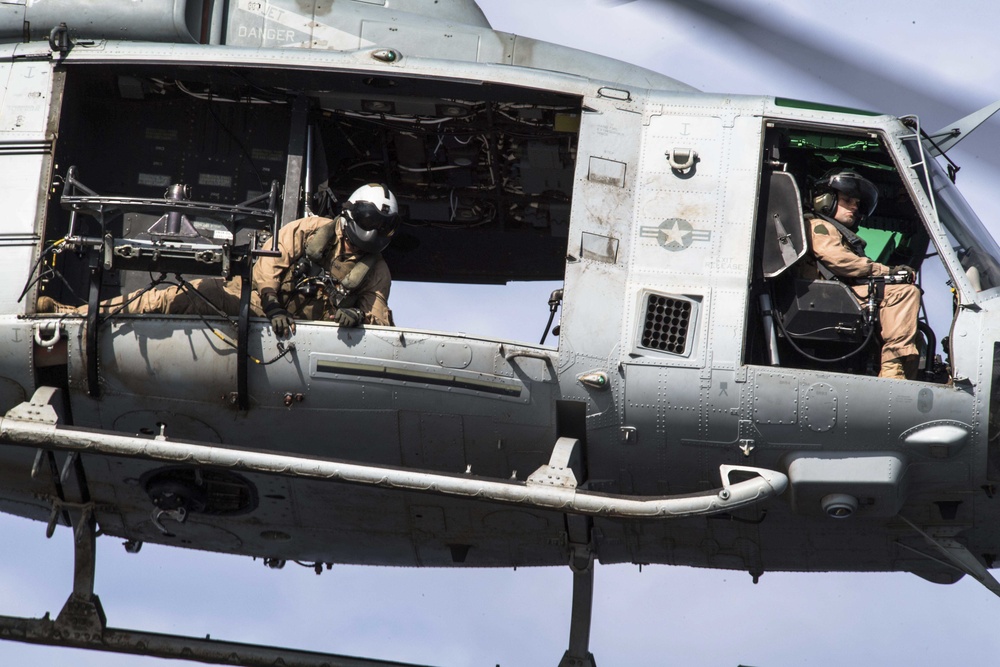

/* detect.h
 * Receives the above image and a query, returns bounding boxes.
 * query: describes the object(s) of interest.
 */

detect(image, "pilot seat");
[757,170,879,374]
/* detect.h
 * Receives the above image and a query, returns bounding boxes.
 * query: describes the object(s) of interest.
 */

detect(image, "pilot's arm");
[808,218,889,280]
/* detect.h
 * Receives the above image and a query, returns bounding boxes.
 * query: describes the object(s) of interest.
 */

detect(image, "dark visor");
[350,201,398,232]
[829,173,878,217]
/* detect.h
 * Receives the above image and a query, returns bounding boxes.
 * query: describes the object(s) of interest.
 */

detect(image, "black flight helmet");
[811,170,879,224]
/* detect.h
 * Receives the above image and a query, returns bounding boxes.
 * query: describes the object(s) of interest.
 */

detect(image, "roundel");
[657,218,694,251]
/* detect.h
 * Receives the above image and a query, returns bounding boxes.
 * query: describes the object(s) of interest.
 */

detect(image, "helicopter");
[1,1,1000,667]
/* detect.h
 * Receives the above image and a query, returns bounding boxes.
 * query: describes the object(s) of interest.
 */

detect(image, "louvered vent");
[640,294,692,354]
[143,467,258,516]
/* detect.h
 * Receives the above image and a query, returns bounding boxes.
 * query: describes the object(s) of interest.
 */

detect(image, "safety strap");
[815,260,837,281]
[807,213,869,283]
[816,212,868,258]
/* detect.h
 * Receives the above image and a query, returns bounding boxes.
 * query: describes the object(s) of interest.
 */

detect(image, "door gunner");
[38,184,400,335]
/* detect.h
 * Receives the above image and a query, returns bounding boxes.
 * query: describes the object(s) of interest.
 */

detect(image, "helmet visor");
[349,201,399,232]
[828,172,878,218]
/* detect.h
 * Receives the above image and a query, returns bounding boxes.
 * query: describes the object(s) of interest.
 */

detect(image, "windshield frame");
[897,134,1000,303]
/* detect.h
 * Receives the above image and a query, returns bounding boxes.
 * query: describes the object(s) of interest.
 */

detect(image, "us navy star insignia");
[640,218,711,251]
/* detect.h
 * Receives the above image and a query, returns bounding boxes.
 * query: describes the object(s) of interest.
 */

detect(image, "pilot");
[797,170,921,379]
[38,183,399,335]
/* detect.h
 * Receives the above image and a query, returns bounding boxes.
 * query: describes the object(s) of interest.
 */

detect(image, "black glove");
[331,307,362,327]
[889,265,916,283]
[261,290,295,337]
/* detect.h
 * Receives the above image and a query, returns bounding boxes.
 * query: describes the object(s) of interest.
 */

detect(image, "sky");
[3,1,1000,666]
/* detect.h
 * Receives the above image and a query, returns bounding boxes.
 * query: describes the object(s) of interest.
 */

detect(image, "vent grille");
[143,467,258,516]
[641,294,692,354]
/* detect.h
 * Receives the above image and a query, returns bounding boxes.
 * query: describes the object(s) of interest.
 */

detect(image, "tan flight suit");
[797,216,920,366]
[94,216,393,326]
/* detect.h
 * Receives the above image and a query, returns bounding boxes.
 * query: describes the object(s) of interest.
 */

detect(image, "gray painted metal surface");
[0,0,993,577]
[1,0,1000,664]
[0,391,787,519]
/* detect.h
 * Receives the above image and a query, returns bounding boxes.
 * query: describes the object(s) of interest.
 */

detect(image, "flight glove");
[261,290,295,337]
[331,307,362,327]
[889,265,916,283]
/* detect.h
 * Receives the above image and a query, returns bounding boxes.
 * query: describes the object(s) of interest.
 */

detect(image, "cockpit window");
[910,142,1000,297]
[747,123,952,383]
[778,128,927,270]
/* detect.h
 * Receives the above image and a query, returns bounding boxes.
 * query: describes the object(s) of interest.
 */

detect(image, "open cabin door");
[555,92,646,456]
[560,93,767,497]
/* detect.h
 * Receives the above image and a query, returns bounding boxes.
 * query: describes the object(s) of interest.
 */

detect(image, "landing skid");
[0,504,598,667]
[0,389,788,664]
[559,527,598,667]
[0,507,436,667]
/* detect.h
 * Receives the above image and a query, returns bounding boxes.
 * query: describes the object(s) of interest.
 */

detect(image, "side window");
[745,123,950,384]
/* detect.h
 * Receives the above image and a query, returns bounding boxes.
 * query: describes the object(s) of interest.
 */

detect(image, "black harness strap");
[810,213,873,284]
[816,212,868,258]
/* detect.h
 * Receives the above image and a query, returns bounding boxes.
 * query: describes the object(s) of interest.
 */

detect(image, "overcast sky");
[4,1,1000,666]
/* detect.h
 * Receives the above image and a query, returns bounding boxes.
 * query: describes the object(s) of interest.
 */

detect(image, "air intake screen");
[641,294,691,354]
